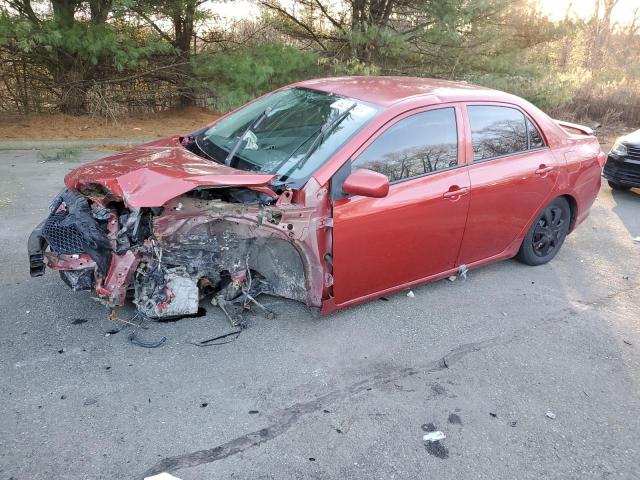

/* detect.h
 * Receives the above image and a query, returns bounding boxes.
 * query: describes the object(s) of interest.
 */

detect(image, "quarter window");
[468,106,528,160]
[351,108,458,182]
[527,118,544,149]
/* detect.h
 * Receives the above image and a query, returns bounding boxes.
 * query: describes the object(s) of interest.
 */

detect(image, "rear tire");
[516,197,571,266]
[608,180,631,191]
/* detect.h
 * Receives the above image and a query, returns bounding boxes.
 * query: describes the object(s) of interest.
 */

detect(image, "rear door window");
[468,106,529,161]
[351,108,458,182]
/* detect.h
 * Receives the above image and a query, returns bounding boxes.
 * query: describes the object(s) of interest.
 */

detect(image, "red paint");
[94,250,139,306]
[64,137,276,207]
[59,77,602,314]
[342,169,390,198]
[332,166,471,304]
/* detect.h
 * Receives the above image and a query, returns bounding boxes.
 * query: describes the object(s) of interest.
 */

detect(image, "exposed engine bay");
[28,182,329,326]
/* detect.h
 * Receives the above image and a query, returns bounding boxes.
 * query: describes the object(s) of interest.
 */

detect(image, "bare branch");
[260,1,328,51]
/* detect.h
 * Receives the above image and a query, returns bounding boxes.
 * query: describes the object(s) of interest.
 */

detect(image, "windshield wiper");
[272,102,357,178]
[190,130,219,163]
[224,99,282,167]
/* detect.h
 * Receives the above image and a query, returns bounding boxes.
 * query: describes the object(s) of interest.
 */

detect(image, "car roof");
[294,76,503,107]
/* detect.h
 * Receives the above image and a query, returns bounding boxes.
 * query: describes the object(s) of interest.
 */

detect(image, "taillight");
[597,151,606,169]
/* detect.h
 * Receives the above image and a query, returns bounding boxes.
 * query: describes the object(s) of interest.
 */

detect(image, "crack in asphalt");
[141,336,504,478]
[141,282,640,478]
[573,283,640,309]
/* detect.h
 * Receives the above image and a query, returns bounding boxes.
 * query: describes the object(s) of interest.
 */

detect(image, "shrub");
[192,43,321,112]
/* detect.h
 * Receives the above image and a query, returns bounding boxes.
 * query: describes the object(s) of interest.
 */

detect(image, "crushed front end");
[29,182,329,324]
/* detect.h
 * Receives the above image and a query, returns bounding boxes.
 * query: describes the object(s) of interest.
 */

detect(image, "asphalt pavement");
[1,147,639,480]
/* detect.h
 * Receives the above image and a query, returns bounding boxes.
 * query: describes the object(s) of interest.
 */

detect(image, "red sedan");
[29,77,604,322]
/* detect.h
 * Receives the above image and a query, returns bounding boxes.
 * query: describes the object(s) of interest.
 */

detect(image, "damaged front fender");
[30,182,330,320]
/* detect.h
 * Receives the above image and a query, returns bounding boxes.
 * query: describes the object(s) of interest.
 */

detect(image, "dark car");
[603,129,640,190]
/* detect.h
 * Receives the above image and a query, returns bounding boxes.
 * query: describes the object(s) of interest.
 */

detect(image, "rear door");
[458,104,558,265]
[331,105,470,305]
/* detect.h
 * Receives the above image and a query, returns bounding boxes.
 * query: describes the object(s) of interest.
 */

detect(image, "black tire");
[608,180,631,191]
[516,197,571,266]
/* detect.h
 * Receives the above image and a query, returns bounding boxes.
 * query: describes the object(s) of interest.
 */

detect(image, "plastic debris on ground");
[423,431,446,442]
[406,290,415,298]
[458,264,469,279]
[545,410,556,419]
[128,332,167,348]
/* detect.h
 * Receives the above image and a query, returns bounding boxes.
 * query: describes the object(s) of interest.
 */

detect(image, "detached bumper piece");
[28,220,47,277]
[604,153,640,187]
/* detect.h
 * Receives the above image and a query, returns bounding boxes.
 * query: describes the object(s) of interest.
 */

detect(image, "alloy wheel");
[532,206,566,257]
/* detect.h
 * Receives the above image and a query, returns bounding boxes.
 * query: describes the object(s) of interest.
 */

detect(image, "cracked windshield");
[194,87,379,185]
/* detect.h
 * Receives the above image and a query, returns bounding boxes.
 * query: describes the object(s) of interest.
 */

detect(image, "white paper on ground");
[423,431,446,442]
[144,473,182,480]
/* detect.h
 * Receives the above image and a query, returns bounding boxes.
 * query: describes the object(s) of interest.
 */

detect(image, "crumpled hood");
[64,137,276,207]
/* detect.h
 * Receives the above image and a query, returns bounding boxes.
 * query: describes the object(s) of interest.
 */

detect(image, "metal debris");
[188,329,241,347]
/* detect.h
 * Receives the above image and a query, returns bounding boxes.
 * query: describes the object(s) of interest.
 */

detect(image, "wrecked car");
[28,77,604,322]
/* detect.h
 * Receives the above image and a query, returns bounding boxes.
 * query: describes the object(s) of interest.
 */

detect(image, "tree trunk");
[57,66,87,115]
[349,0,396,64]
[173,1,197,108]
[176,58,194,108]
[49,0,113,113]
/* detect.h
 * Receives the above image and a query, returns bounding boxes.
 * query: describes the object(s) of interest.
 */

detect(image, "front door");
[457,104,559,265]
[331,106,470,306]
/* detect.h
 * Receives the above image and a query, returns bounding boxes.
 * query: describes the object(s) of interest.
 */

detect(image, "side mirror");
[342,169,389,198]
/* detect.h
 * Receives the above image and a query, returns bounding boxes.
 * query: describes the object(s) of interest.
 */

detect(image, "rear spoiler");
[554,120,595,136]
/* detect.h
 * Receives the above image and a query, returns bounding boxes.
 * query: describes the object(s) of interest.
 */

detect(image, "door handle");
[443,186,469,199]
[535,165,554,175]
